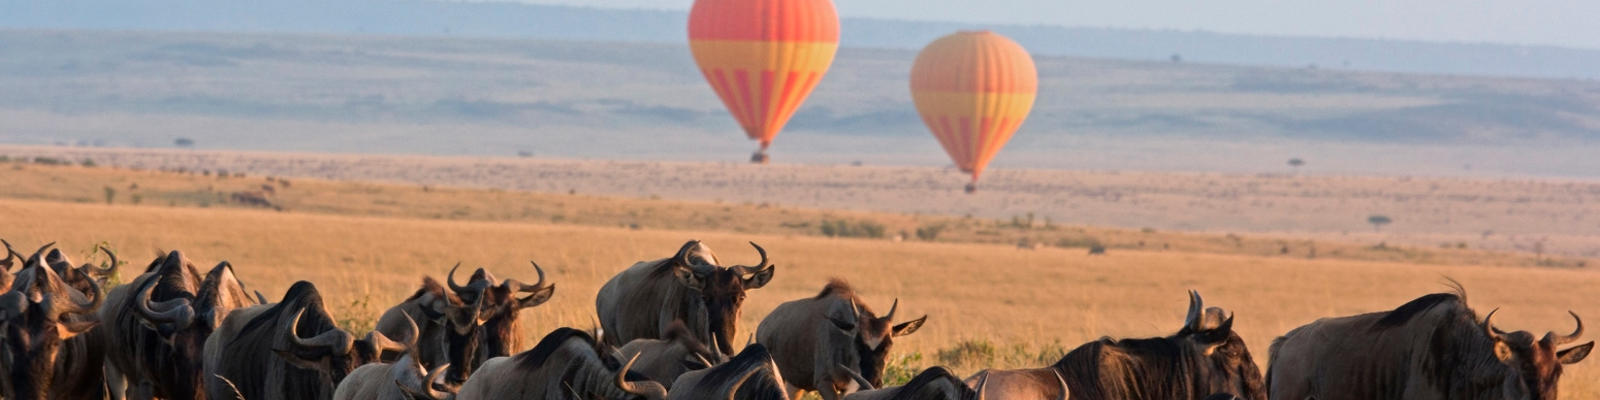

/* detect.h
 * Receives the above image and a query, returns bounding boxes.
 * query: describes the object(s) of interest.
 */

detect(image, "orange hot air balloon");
[910,31,1037,193]
[688,0,839,164]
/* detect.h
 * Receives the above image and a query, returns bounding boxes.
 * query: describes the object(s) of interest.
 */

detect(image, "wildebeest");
[597,240,775,356]
[453,327,667,400]
[102,250,262,400]
[966,291,1264,400]
[40,245,119,294]
[374,273,488,384]
[203,281,412,400]
[842,367,993,400]
[429,261,556,375]
[667,343,788,400]
[618,320,724,388]
[332,316,455,400]
[757,279,926,400]
[0,255,103,400]
[1267,286,1594,400]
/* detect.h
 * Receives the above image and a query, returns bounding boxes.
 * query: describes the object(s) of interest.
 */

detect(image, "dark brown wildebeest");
[374,273,491,385]
[453,327,667,400]
[667,343,789,400]
[757,279,926,400]
[597,240,775,357]
[0,257,103,400]
[102,250,262,400]
[203,281,412,400]
[1267,287,1593,400]
[842,366,997,400]
[41,245,119,294]
[618,320,724,389]
[437,262,556,371]
[966,291,1264,400]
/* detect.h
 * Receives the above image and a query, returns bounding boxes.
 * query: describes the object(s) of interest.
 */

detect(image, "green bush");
[819,219,885,238]
[915,223,945,241]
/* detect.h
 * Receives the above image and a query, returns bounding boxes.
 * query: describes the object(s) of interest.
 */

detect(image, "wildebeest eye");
[829,316,856,331]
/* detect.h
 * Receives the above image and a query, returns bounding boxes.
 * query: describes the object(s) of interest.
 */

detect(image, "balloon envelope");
[910,31,1037,185]
[688,0,839,159]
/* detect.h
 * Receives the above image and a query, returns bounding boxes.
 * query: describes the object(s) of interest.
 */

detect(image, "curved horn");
[255,290,269,305]
[734,242,769,274]
[693,352,714,369]
[367,312,419,357]
[727,367,763,400]
[617,353,669,398]
[91,245,119,277]
[62,270,103,316]
[975,373,989,400]
[0,238,23,269]
[511,260,548,291]
[423,363,455,399]
[838,364,875,391]
[1482,308,1507,342]
[285,307,355,354]
[135,276,195,328]
[1185,290,1204,331]
[25,241,56,268]
[1053,368,1069,400]
[445,262,465,293]
[675,240,700,267]
[1551,311,1585,346]
[880,298,899,322]
[849,298,861,322]
[216,375,248,400]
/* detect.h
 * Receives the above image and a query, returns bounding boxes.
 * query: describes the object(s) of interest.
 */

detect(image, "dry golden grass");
[1,161,1579,270]
[4,198,1597,396]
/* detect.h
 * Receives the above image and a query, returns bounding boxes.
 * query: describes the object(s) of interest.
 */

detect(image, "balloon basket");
[750,151,770,164]
[964,183,977,194]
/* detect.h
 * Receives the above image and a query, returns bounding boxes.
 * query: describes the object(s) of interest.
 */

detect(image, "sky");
[491,0,1597,49]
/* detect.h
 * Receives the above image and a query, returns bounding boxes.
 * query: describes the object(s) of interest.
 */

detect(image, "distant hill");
[4,0,1600,80]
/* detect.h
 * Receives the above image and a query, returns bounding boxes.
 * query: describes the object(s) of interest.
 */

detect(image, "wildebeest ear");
[673,265,706,290]
[1493,341,1516,363]
[516,285,556,309]
[892,315,927,337]
[1558,341,1594,364]
[742,265,775,289]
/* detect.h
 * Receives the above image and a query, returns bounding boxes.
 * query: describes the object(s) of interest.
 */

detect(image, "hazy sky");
[500,0,1595,49]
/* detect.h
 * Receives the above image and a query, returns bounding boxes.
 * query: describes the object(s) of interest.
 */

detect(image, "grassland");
[2,162,1598,396]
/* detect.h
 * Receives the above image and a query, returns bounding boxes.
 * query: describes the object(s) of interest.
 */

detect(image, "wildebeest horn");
[135,276,196,329]
[445,263,466,293]
[398,363,455,400]
[1185,290,1204,331]
[849,298,861,321]
[505,261,556,309]
[675,240,700,267]
[286,308,355,354]
[1482,308,1507,342]
[693,352,714,369]
[0,238,23,269]
[838,364,875,390]
[87,245,119,277]
[1549,311,1584,346]
[367,312,418,357]
[1053,368,1069,400]
[734,242,768,274]
[880,298,899,322]
[62,269,102,316]
[975,373,989,400]
[617,354,669,398]
[255,290,269,304]
[727,367,763,400]
[24,241,56,268]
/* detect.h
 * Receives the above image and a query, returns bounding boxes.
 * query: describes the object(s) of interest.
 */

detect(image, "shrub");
[819,219,885,238]
[914,223,946,241]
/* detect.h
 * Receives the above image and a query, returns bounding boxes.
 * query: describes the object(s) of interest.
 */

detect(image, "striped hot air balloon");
[910,31,1037,193]
[688,0,839,163]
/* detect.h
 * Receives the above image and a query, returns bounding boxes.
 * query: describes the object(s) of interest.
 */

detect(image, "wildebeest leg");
[104,364,127,400]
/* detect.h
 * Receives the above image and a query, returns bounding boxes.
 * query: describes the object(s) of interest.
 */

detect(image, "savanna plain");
[1,153,1596,396]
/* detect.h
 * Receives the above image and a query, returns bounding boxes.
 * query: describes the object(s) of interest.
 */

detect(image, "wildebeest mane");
[815,278,855,299]
[515,327,595,370]
[1371,292,1465,331]
[404,276,458,303]
[1057,337,1200,400]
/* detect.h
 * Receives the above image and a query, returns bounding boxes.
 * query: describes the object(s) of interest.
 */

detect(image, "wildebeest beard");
[698,268,748,356]
[1056,331,1266,400]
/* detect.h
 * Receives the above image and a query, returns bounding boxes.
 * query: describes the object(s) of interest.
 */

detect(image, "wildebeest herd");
[0,238,1592,399]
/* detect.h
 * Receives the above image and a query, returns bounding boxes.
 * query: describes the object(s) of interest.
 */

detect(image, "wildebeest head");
[852,297,926,387]
[667,240,775,355]
[1479,309,1593,400]
[0,262,101,400]
[446,261,557,362]
[1173,291,1261,400]
[42,245,119,293]
[271,282,416,390]
[396,361,460,400]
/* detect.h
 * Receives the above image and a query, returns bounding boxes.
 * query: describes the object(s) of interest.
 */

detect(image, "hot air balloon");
[910,31,1037,193]
[688,0,839,163]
